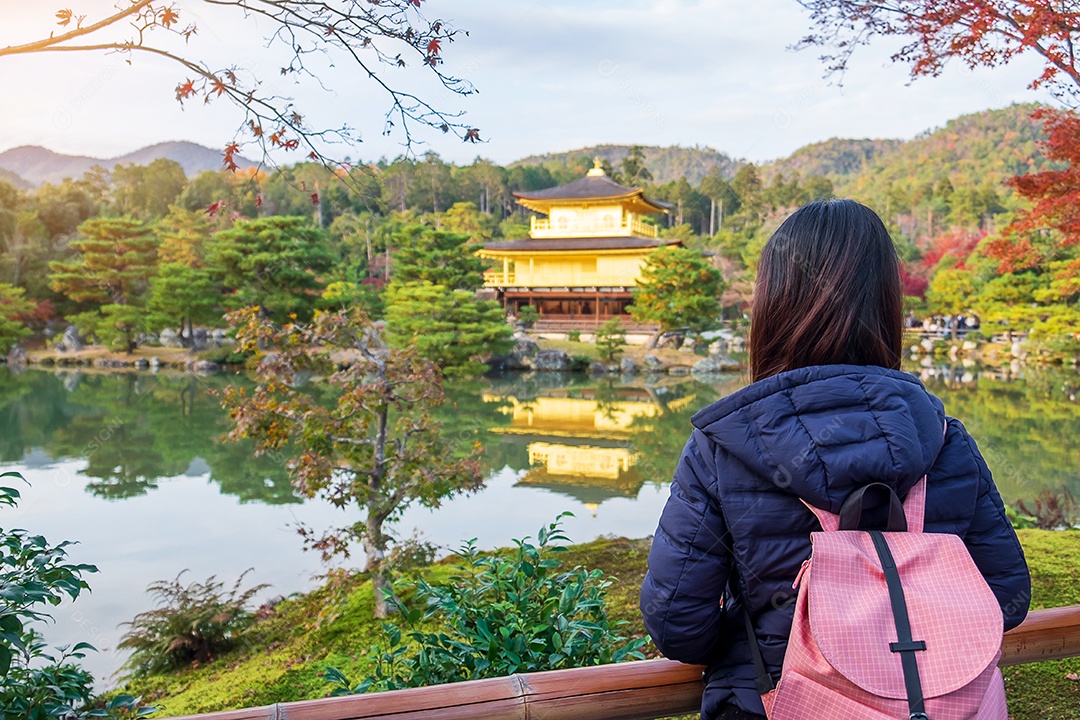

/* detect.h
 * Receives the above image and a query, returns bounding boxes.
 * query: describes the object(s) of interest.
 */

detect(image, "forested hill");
[512,105,1050,191]
[766,138,903,180]
[0,168,30,191]
[511,144,742,185]
[0,141,255,187]
[765,104,1053,190]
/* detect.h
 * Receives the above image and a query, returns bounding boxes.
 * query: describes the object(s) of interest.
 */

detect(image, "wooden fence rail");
[171,604,1080,720]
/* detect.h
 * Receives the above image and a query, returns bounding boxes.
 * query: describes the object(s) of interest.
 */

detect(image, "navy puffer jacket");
[640,365,1030,719]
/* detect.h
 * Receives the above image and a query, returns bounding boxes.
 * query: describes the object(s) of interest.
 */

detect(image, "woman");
[639,199,1030,720]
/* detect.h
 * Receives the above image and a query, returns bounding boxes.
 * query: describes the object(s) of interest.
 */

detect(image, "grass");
[119,531,1079,719]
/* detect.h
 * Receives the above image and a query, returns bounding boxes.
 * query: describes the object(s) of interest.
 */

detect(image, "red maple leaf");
[311,193,320,205]
[159,7,179,28]
[464,127,481,143]
[255,195,264,208]
[427,38,441,55]
[175,79,196,101]
[223,142,240,172]
[207,200,225,217]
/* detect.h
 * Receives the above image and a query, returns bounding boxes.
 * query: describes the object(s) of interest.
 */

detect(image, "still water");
[2,365,1077,684]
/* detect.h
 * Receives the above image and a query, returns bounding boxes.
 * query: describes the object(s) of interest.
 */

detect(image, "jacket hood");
[691,365,947,513]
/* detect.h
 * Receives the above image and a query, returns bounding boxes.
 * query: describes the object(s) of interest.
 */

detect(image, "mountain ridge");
[511,144,742,185]
[0,141,256,187]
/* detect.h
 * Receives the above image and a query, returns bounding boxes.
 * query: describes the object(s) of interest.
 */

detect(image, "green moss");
[1006,529,1080,720]
[121,531,1079,719]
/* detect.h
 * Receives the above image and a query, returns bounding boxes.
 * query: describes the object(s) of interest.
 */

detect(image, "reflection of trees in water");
[478,374,743,498]
[0,370,298,504]
[921,365,1080,518]
[626,379,732,488]
[0,366,1075,515]
[0,373,52,462]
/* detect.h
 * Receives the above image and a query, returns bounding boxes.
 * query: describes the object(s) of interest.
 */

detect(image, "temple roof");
[513,168,672,215]
[481,236,680,253]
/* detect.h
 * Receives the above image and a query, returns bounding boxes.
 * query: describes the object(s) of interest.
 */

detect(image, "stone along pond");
[2,365,1078,684]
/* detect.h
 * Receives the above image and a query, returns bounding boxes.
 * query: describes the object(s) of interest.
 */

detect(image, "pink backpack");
[747,476,1008,720]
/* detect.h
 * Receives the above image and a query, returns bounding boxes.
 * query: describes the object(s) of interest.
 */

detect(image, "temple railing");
[170,604,1080,720]
[529,216,659,239]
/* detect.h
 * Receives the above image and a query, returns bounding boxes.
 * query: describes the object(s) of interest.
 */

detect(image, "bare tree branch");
[1,1,481,179]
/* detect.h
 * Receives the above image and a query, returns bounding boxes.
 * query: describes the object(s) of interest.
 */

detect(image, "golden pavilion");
[483,386,696,514]
[485,387,652,514]
[478,161,675,330]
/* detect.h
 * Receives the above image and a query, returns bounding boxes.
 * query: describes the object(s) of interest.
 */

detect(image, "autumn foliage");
[219,308,485,617]
[988,108,1080,271]
[798,1,1080,103]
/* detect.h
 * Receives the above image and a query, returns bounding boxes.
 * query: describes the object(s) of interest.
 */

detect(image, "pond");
[2,364,1078,685]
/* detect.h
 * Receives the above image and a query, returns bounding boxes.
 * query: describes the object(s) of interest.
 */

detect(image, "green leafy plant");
[324,514,648,694]
[0,474,155,718]
[567,329,582,342]
[117,570,269,677]
[595,318,626,362]
[569,353,593,371]
[517,305,539,328]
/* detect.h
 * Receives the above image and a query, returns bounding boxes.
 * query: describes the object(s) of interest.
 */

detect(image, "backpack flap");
[806,530,1003,699]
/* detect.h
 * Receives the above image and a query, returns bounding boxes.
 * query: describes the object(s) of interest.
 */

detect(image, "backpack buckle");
[909,713,930,720]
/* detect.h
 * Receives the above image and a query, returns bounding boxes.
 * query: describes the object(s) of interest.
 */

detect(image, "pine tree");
[385,282,513,375]
[49,217,158,352]
[0,283,33,352]
[595,318,626,362]
[206,217,335,321]
[390,226,486,290]
[630,246,724,348]
[149,264,222,344]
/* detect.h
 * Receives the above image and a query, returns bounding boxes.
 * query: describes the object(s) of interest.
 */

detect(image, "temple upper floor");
[512,162,671,240]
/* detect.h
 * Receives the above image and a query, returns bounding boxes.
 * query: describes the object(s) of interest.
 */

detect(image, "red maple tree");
[799,1,1080,279]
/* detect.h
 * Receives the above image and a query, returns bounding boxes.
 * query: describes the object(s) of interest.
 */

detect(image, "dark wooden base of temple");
[498,288,644,330]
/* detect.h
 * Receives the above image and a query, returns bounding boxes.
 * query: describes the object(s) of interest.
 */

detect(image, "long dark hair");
[750,199,902,382]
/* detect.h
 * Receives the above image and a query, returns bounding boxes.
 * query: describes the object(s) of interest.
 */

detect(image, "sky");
[0,0,1055,167]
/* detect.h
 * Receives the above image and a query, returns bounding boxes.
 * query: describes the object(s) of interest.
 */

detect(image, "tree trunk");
[367,389,394,619]
[365,511,393,619]
[647,328,663,349]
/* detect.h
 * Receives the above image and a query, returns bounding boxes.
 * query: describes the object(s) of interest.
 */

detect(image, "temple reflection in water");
[485,386,696,515]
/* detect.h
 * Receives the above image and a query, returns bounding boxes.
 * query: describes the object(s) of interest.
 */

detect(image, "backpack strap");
[901,476,927,534]
[838,483,907,531]
[806,477,929,534]
[742,606,776,693]
[868,529,929,720]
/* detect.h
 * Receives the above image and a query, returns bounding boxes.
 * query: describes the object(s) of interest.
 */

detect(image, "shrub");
[567,329,582,342]
[569,353,593,371]
[118,570,268,677]
[1014,488,1078,530]
[325,515,648,693]
[0,476,155,718]
[517,305,539,328]
[595,318,626,362]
